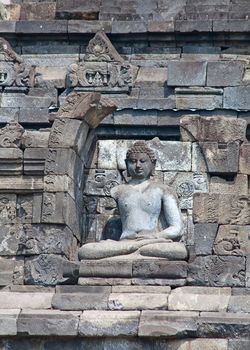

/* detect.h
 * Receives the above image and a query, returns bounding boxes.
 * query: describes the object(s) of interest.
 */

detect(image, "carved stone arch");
[43,91,116,247]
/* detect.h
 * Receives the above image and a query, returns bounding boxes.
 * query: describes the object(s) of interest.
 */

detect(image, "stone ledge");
[0,19,250,35]
[0,307,250,337]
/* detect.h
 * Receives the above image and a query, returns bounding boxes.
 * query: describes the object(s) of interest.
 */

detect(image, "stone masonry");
[0,1,250,348]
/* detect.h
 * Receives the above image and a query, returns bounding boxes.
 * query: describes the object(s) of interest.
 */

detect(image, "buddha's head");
[125,141,156,180]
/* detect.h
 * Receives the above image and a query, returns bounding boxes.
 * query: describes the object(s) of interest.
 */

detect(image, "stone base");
[78,258,188,280]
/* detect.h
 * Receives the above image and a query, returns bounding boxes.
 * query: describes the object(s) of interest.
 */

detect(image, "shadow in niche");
[102,216,122,241]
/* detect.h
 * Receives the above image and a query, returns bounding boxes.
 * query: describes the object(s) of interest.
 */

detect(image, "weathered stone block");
[191,142,207,172]
[0,309,19,336]
[228,295,250,313]
[168,339,228,350]
[0,176,43,193]
[0,148,23,175]
[210,174,248,194]
[180,115,247,142]
[199,141,239,173]
[97,140,117,169]
[24,254,67,286]
[148,139,191,171]
[168,61,207,86]
[23,148,47,175]
[84,169,122,196]
[18,225,77,259]
[194,223,218,255]
[48,118,89,156]
[1,92,55,108]
[188,256,245,287]
[132,260,187,279]
[0,258,15,285]
[139,310,199,337]
[176,87,223,109]
[41,192,66,224]
[207,61,244,87]
[108,293,168,310]
[0,292,53,309]
[111,285,171,294]
[17,310,79,336]
[79,310,140,336]
[164,172,208,209]
[79,260,132,278]
[193,193,250,225]
[198,312,250,338]
[52,292,108,310]
[45,148,84,184]
[19,108,49,124]
[0,194,16,224]
[214,225,250,256]
[224,86,250,110]
[21,125,49,149]
[20,2,56,20]
[239,143,250,175]
[229,339,250,350]
[168,286,230,312]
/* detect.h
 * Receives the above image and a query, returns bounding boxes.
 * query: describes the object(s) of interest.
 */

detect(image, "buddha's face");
[126,152,155,180]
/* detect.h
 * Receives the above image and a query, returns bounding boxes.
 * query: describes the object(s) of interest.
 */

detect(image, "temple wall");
[0,0,250,348]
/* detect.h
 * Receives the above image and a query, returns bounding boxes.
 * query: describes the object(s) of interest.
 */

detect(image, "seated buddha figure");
[79,141,187,261]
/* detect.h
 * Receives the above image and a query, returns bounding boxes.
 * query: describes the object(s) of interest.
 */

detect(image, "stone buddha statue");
[79,141,187,261]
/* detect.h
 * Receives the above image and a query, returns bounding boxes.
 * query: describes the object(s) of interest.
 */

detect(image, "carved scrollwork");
[0,38,35,87]
[67,31,135,90]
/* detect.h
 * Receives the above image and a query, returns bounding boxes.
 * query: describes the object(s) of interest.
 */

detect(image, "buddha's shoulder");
[149,180,177,197]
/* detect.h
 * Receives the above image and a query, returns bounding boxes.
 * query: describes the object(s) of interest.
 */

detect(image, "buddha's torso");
[113,181,163,234]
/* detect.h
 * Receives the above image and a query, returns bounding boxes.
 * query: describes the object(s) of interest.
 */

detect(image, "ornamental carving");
[0,38,35,87]
[0,121,24,148]
[67,31,136,90]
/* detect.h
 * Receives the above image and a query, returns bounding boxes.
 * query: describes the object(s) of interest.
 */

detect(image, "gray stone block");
[228,295,250,313]
[207,61,244,87]
[139,310,199,337]
[224,86,250,110]
[79,260,132,278]
[19,108,49,123]
[199,141,239,174]
[210,174,248,195]
[22,130,50,148]
[111,285,171,294]
[239,143,250,175]
[56,285,111,294]
[108,293,168,310]
[194,223,218,255]
[0,309,19,336]
[79,310,140,336]
[198,312,250,338]
[132,260,187,279]
[180,115,247,142]
[0,148,23,175]
[168,61,207,86]
[188,255,245,287]
[148,139,191,171]
[0,258,15,286]
[214,225,250,256]
[17,310,79,336]
[24,254,67,286]
[48,118,89,156]
[0,292,53,309]
[193,193,250,225]
[229,339,250,350]
[23,148,47,175]
[168,286,230,312]
[176,87,223,109]
[52,292,109,310]
[41,192,66,224]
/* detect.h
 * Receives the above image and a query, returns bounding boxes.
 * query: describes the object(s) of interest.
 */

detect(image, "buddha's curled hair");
[126,141,157,163]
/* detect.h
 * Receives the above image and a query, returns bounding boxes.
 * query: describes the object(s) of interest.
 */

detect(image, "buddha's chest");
[117,187,162,215]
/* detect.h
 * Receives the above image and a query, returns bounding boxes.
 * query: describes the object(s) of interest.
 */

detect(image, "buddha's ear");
[151,160,156,176]
[125,159,131,177]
